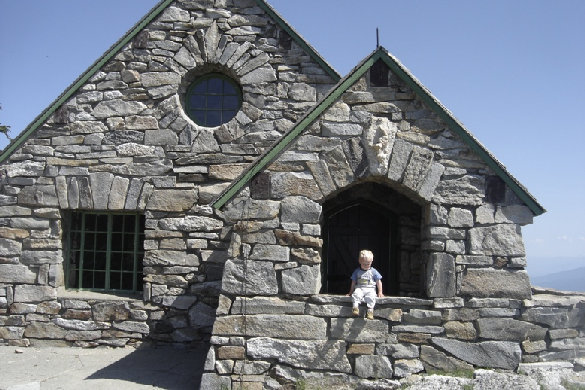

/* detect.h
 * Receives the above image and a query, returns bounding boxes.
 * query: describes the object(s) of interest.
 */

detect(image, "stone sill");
[532,286,585,297]
[310,295,433,307]
[57,288,142,302]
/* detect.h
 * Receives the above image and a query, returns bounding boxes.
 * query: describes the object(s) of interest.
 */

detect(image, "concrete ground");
[3,343,583,390]
[0,343,208,390]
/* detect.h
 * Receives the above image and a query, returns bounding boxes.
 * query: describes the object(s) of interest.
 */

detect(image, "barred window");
[185,73,242,127]
[65,212,145,292]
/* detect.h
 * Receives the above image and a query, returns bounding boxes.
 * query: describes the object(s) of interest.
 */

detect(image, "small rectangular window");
[65,212,145,292]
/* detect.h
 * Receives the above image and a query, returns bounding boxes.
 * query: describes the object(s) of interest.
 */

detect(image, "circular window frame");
[184,72,242,128]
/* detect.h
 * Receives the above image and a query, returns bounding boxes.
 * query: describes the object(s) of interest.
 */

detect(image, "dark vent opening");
[486,175,506,204]
[370,59,389,87]
[278,30,292,50]
[251,172,271,200]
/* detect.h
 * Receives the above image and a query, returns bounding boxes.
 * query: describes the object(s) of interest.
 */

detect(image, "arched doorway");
[322,201,398,295]
[322,182,423,296]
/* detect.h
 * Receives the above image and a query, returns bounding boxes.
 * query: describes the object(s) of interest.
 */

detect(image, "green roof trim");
[0,0,174,163]
[213,54,374,209]
[0,0,543,216]
[253,0,340,82]
[213,47,545,216]
[0,0,340,163]
[375,48,545,216]
[213,51,377,210]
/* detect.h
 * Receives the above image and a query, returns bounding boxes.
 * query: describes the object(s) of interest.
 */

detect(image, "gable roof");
[212,46,546,216]
[0,0,340,163]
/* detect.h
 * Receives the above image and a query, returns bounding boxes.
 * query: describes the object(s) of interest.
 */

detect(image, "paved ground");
[3,343,583,390]
[0,343,208,390]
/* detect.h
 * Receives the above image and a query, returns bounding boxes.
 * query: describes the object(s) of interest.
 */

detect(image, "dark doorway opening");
[322,201,398,295]
[321,182,424,297]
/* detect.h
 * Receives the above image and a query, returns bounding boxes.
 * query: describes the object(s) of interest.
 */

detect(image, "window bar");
[133,214,139,292]
[78,213,86,290]
[90,214,97,289]
[115,215,121,291]
[120,215,125,291]
[123,215,128,291]
[66,212,143,292]
[90,215,96,289]
[64,213,71,289]
[105,214,112,290]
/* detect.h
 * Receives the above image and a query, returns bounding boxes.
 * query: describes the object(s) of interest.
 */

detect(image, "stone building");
[0,0,583,388]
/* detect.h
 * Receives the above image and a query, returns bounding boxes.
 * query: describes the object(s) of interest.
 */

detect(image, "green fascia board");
[253,0,340,82]
[0,0,340,164]
[0,0,174,163]
[213,52,377,209]
[374,47,545,216]
[213,47,545,216]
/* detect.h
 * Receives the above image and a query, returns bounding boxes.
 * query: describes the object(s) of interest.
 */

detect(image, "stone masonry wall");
[0,296,155,347]
[200,55,580,387]
[1,1,575,387]
[0,0,336,346]
[217,66,534,311]
[202,289,585,388]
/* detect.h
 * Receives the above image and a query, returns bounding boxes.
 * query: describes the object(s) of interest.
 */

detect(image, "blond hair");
[359,249,373,260]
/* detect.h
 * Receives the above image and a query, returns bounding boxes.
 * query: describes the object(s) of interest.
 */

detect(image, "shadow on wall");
[86,343,209,388]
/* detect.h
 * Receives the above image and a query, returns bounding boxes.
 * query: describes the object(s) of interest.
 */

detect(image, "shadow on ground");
[86,343,209,389]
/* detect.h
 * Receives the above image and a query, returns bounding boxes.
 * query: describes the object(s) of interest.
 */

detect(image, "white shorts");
[352,287,377,309]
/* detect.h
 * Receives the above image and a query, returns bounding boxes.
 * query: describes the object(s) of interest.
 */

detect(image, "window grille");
[185,73,242,127]
[65,212,145,292]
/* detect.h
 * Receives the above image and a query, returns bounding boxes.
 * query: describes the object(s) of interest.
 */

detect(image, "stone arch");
[150,20,277,150]
[309,115,447,297]
[321,180,425,297]
[52,172,197,213]
[175,20,275,101]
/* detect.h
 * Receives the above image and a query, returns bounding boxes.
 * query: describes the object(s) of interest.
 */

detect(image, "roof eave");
[254,0,340,82]
[375,47,545,216]
[213,47,546,216]
[0,0,341,164]
[0,0,174,164]
[213,50,377,210]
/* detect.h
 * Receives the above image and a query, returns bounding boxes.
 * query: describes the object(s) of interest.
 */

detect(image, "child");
[347,249,384,319]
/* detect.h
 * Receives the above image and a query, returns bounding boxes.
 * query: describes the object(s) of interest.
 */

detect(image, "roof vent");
[370,59,389,87]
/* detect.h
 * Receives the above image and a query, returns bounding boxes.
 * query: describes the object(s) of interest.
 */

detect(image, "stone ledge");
[57,288,142,302]
[531,286,585,297]
[308,295,433,307]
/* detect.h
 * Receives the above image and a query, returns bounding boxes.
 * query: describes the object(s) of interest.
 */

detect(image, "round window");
[185,73,242,127]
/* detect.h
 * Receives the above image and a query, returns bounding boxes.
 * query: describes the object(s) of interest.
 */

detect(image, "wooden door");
[323,202,393,294]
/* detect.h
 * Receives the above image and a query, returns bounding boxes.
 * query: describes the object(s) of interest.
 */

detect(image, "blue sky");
[1,1,584,276]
